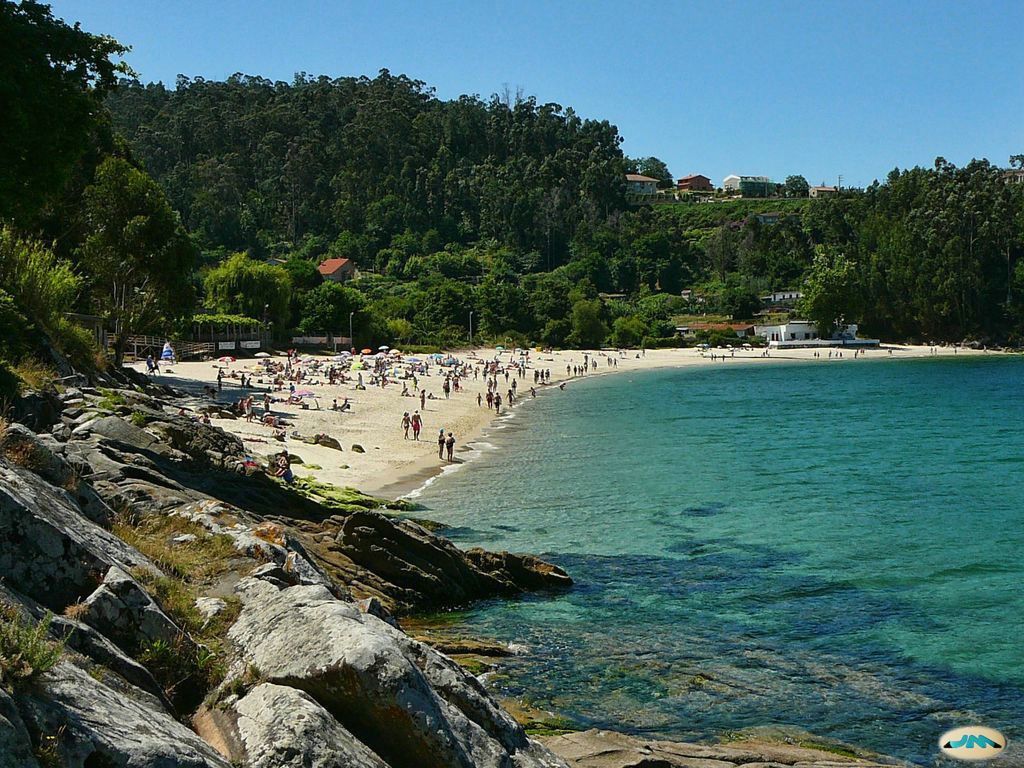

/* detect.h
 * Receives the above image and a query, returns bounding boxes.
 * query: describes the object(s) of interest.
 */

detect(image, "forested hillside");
[4,0,1024,407]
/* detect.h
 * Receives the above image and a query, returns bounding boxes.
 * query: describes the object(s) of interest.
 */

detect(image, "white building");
[809,185,838,198]
[754,321,878,349]
[625,174,659,196]
[722,174,741,191]
[761,289,803,305]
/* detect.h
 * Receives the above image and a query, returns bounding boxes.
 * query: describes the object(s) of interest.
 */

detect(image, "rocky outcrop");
[1,382,575,767]
[222,575,567,768]
[15,661,230,768]
[0,459,156,613]
[80,565,185,651]
[0,689,38,768]
[198,683,392,768]
[541,730,897,768]
[322,509,571,611]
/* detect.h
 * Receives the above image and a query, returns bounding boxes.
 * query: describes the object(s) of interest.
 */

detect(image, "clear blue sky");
[51,0,1024,188]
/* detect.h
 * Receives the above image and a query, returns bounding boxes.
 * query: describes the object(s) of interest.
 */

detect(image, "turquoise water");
[414,356,1024,766]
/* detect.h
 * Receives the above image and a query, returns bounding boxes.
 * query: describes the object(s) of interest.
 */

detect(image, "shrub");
[0,605,64,692]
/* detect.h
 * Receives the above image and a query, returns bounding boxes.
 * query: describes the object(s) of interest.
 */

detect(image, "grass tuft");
[110,513,243,711]
[0,604,64,692]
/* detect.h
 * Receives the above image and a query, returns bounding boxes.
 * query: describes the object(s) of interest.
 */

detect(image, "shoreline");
[144,344,999,501]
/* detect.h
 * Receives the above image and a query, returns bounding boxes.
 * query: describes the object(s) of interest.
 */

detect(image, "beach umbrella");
[254,352,270,358]
[218,356,236,363]
[495,345,506,351]
[379,345,390,351]
[406,357,422,363]
[361,348,373,354]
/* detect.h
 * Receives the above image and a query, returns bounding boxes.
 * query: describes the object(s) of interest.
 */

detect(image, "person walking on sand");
[437,428,446,459]
[420,389,426,409]
[477,392,482,407]
[445,431,455,462]
[411,411,422,440]
[402,412,411,440]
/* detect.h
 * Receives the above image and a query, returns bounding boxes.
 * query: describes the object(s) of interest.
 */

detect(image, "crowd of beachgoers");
[143,342,990,496]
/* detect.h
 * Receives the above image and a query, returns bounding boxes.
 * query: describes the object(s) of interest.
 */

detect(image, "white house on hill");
[754,320,879,349]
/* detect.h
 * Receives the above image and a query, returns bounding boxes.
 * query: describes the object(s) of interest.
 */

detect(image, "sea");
[412,355,1024,766]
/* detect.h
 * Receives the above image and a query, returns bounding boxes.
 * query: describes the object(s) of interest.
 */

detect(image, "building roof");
[317,257,352,275]
[689,322,755,332]
[678,174,710,181]
[625,174,660,183]
[810,185,838,191]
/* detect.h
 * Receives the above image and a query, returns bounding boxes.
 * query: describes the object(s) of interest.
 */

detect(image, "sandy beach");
[144,343,990,499]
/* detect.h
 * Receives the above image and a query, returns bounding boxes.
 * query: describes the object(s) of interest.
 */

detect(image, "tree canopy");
[0,0,129,222]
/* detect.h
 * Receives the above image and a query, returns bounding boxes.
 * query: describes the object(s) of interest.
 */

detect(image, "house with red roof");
[317,257,355,283]
[676,174,713,192]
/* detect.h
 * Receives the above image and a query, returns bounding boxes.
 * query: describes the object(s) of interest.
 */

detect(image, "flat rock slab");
[540,730,898,768]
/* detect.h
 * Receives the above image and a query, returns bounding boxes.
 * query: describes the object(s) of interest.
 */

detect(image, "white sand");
[144,343,989,498]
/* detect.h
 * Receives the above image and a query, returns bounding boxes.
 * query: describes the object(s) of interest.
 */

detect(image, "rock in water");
[540,729,894,768]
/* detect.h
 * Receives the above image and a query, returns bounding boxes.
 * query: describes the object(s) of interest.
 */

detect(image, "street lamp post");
[349,311,355,353]
[469,311,473,346]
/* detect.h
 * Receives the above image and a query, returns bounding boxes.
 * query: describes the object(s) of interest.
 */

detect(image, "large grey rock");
[198,683,391,768]
[0,424,112,525]
[0,460,156,612]
[15,661,230,768]
[0,690,38,768]
[80,566,184,651]
[0,581,167,706]
[228,579,566,768]
[87,415,162,452]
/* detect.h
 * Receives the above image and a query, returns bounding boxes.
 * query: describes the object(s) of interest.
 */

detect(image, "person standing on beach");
[494,393,502,414]
[420,389,426,409]
[445,431,455,462]
[437,429,446,459]
[477,392,482,407]
[411,411,422,440]
[402,412,411,440]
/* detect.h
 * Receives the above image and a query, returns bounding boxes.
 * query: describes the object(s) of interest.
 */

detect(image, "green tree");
[703,226,740,281]
[203,252,292,330]
[799,249,863,337]
[783,175,810,198]
[80,158,197,365]
[610,315,647,347]
[568,298,608,348]
[628,156,673,188]
[0,0,129,222]
[299,282,365,335]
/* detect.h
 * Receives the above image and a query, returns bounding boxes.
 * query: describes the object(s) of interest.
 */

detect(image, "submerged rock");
[540,729,896,768]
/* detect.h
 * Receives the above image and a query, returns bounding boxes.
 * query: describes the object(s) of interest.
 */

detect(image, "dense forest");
[2,0,1024,400]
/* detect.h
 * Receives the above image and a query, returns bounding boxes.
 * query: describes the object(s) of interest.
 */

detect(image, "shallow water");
[414,356,1024,765]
